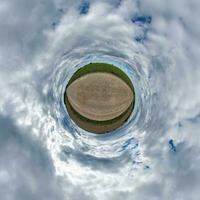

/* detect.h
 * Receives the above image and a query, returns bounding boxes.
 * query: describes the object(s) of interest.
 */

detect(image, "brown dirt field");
[66,72,134,121]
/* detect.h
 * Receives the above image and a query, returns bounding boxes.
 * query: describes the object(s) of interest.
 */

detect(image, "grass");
[67,63,134,90]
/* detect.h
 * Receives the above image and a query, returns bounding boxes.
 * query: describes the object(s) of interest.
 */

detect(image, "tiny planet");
[64,63,135,133]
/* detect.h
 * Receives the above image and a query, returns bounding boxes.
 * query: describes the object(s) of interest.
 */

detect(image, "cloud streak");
[0,0,200,199]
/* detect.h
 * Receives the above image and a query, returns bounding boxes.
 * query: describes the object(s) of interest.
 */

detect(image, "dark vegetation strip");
[65,94,134,133]
[67,63,134,91]
[65,94,134,125]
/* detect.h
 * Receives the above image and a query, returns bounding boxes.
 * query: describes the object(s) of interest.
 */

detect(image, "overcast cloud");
[0,0,200,200]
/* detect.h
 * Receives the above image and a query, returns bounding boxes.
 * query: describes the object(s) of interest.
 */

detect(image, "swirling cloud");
[0,0,200,200]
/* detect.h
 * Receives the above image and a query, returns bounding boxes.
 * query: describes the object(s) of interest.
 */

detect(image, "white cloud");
[0,115,64,200]
[0,0,200,199]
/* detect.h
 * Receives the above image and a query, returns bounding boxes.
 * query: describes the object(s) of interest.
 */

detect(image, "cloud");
[0,114,64,200]
[0,0,200,200]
